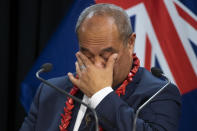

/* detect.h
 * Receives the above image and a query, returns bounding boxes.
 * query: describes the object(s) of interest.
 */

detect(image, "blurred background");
[0,0,197,131]
[0,0,73,130]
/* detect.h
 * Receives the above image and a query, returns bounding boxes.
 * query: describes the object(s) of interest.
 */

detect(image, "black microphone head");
[151,67,163,78]
[41,63,53,72]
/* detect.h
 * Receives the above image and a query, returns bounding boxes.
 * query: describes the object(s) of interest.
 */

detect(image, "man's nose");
[94,56,106,68]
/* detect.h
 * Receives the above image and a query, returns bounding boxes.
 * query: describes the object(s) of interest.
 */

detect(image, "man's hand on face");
[68,52,118,97]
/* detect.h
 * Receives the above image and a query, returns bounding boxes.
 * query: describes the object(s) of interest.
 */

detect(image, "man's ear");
[127,33,136,52]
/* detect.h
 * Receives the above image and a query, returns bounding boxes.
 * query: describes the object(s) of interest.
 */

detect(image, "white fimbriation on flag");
[125,0,197,87]
[126,3,176,84]
[165,0,197,75]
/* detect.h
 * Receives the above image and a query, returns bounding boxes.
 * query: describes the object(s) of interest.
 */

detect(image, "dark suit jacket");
[20,67,181,131]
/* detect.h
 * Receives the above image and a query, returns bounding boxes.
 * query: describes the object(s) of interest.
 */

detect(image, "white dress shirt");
[73,87,113,131]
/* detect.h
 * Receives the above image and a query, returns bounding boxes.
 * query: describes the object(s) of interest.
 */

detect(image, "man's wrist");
[89,86,113,109]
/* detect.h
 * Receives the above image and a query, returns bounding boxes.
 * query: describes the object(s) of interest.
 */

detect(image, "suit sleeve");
[20,83,43,131]
[96,85,181,131]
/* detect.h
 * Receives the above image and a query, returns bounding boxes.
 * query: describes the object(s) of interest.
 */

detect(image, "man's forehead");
[79,15,116,32]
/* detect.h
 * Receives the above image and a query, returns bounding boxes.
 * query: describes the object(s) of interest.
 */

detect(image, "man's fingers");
[76,52,84,69]
[68,72,79,86]
[106,53,118,70]
[75,62,81,77]
[78,52,92,67]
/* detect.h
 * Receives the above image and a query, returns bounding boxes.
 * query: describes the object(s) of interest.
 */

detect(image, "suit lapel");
[67,90,84,130]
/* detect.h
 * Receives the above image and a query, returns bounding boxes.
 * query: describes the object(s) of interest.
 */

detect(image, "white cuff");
[89,86,113,109]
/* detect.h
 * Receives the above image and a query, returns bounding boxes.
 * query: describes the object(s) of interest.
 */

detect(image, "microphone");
[151,67,163,78]
[36,63,99,131]
[132,67,170,131]
[41,63,53,72]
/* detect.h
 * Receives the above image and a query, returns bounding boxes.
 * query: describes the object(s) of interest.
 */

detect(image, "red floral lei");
[59,54,140,131]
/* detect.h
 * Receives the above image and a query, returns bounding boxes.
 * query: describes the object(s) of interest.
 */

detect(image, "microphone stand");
[36,68,99,131]
[132,73,170,131]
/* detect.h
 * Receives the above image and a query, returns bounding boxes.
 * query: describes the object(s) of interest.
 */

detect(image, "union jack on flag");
[96,0,197,95]
[21,0,197,130]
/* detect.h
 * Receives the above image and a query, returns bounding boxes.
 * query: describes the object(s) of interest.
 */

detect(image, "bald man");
[20,4,181,131]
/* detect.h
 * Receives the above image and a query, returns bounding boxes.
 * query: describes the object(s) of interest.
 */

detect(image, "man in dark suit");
[20,3,181,131]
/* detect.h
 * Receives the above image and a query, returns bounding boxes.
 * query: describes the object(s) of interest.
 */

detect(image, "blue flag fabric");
[21,0,197,130]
